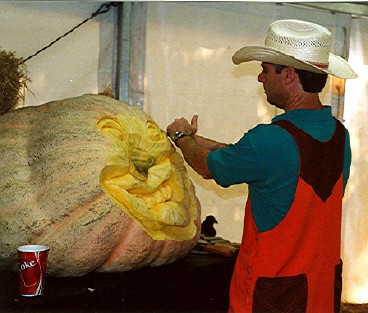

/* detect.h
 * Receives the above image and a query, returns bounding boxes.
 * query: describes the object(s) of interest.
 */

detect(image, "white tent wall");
[342,17,368,304]
[0,1,116,107]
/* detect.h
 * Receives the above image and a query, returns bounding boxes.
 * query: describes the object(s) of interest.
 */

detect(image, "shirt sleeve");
[207,123,300,186]
[207,124,281,187]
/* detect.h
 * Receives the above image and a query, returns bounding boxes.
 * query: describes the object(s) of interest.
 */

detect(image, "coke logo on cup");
[19,260,36,271]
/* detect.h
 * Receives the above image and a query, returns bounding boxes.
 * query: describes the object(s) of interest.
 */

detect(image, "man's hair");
[272,64,328,93]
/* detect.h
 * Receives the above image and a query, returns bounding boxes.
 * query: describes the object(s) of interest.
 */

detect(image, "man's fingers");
[191,115,198,127]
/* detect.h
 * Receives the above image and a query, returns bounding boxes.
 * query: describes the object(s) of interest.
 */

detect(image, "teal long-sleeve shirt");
[207,107,351,232]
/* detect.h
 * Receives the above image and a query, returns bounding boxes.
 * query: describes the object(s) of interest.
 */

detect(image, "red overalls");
[229,119,345,313]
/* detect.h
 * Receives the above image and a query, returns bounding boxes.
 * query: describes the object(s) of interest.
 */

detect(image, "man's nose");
[258,73,264,83]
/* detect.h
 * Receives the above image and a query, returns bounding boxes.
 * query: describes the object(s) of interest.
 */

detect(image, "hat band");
[308,61,329,69]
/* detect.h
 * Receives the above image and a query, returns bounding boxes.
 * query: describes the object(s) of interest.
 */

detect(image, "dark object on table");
[201,215,218,237]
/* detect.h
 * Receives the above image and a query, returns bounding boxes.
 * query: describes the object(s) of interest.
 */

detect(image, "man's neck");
[284,92,323,112]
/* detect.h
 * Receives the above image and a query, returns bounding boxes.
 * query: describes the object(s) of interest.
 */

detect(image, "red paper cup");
[17,245,49,297]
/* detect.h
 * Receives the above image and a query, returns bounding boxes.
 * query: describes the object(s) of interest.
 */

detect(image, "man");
[167,19,357,312]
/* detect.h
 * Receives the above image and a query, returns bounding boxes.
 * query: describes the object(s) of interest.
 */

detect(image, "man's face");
[257,62,284,108]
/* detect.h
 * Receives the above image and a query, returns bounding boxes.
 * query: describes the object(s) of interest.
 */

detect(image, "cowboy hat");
[232,19,357,79]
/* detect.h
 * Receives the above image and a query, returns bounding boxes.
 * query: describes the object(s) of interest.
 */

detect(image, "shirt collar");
[272,106,332,123]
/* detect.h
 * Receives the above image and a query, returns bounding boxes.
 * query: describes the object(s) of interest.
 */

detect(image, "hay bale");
[0,51,28,115]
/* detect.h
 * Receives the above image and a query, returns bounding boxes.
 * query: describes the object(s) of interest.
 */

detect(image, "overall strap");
[273,119,345,202]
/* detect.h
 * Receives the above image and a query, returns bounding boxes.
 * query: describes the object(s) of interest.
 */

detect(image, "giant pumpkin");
[0,94,201,276]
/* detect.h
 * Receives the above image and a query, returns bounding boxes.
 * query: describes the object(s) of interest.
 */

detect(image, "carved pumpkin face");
[97,115,197,241]
[0,94,201,276]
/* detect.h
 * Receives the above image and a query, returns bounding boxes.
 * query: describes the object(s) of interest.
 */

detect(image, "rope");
[21,2,120,64]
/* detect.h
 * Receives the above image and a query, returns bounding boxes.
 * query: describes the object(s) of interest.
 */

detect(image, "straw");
[0,50,28,115]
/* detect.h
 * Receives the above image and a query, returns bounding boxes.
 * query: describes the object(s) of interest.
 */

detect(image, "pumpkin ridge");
[0,123,36,130]
[35,191,108,242]
[98,222,165,272]
[98,219,139,269]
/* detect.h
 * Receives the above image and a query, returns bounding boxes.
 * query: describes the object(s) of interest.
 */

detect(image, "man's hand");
[167,115,198,139]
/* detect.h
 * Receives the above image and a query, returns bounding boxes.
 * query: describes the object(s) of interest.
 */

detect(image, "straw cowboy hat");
[232,19,357,79]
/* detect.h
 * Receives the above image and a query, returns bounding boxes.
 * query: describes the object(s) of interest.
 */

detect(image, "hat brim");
[232,46,357,79]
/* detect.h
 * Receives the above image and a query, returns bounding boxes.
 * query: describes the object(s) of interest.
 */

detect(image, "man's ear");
[283,67,297,84]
